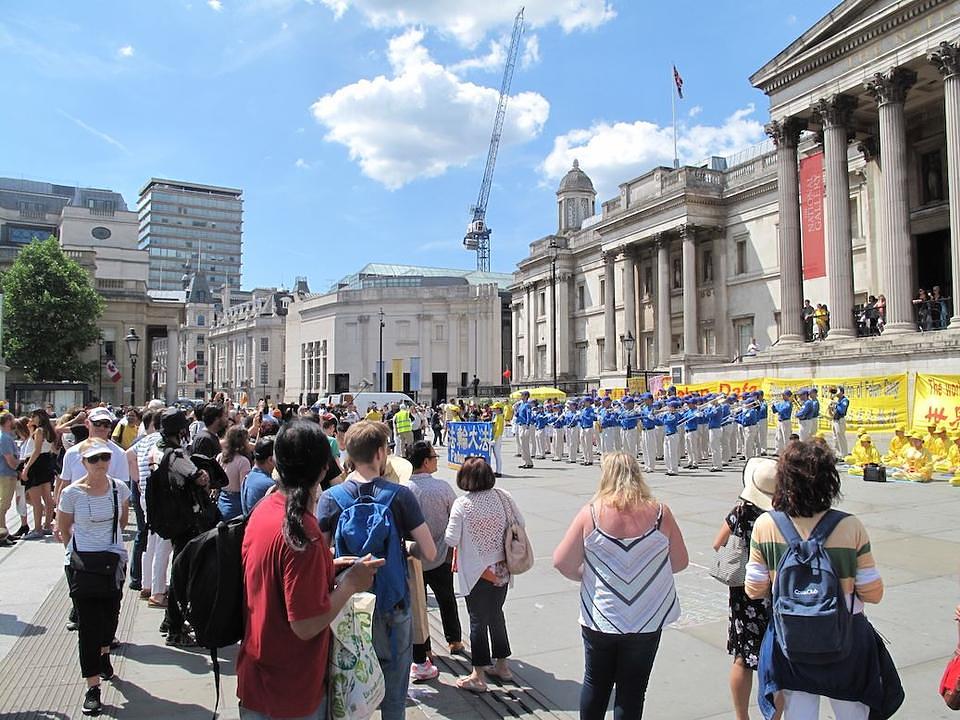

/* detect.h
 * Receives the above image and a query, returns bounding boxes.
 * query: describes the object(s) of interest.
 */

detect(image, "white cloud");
[317,0,615,46]
[208,0,223,10]
[688,104,702,118]
[521,34,540,69]
[57,109,128,153]
[540,104,765,196]
[294,158,310,168]
[786,14,797,24]
[449,38,505,74]
[118,44,135,57]
[310,28,549,189]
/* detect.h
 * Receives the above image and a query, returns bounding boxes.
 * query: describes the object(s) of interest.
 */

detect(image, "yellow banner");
[913,374,960,432]
[667,378,764,397]
[627,377,647,394]
[390,358,403,391]
[761,374,908,433]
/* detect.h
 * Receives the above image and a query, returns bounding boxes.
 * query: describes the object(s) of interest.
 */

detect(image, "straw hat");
[382,455,413,484]
[740,457,777,512]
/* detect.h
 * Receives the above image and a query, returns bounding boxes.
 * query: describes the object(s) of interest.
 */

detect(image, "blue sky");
[0,0,837,290]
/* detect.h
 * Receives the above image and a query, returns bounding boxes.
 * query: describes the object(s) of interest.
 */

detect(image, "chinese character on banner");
[446,421,493,469]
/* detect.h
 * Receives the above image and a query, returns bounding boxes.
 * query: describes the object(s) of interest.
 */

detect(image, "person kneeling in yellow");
[882,425,908,466]
[846,434,881,475]
[930,424,951,470]
[945,432,960,486]
[892,433,934,482]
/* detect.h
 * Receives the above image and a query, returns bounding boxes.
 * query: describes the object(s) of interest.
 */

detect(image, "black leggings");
[74,593,121,678]
[164,533,194,634]
[412,562,462,663]
[580,626,662,720]
[464,579,510,668]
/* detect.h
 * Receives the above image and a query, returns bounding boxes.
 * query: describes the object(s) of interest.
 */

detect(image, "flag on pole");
[105,358,122,383]
[186,359,198,382]
[672,65,683,99]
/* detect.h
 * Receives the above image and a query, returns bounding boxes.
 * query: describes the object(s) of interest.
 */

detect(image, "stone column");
[358,314,370,385]
[656,235,671,367]
[418,313,431,398]
[525,285,535,379]
[765,118,805,342]
[865,67,918,333]
[621,247,637,367]
[715,231,730,357]
[556,272,571,376]
[602,252,617,371]
[681,225,698,353]
[165,326,179,404]
[930,42,960,324]
[447,313,460,389]
[511,302,520,381]
[814,94,858,338]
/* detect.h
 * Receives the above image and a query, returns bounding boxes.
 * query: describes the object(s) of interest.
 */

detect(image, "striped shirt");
[580,503,680,634]
[58,478,131,564]
[746,510,883,613]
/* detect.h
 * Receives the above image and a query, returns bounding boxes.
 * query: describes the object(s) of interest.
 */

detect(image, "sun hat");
[740,457,777,511]
[88,407,114,423]
[382,455,413,484]
[80,438,113,459]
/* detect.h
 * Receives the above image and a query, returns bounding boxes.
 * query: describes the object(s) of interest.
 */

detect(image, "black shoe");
[13,525,28,538]
[99,654,114,681]
[66,621,79,632]
[82,685,102,716]
[109,637,120,650]
[159,619,170,635]
[494,472,502,477]
[128,581,142,592]
[166,631,197,648]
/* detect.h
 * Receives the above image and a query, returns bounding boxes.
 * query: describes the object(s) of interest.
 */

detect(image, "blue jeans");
[372,605,412,720]
[239,697,325,720]
[129,480,147,587]
[580,625,662,720]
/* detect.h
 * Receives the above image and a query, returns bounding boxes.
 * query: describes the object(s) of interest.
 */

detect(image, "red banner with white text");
[799,152,826,280]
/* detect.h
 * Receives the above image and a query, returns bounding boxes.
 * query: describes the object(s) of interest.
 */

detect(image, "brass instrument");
[730,399,760,413]
[828,400,838,419]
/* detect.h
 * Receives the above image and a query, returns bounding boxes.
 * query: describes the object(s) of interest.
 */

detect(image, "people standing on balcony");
[801,300,815,342]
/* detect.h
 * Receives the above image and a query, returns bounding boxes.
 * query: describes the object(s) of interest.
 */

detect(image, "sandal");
[456,677,488,693]
[487,668,515,683]
[147,595,168,608]
[139,589,151,599]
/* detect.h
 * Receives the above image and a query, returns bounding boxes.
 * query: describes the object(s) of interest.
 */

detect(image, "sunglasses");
[84,453,112,464]
[91,420,112,428]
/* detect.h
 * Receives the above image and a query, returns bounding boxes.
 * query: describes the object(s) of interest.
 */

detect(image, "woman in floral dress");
[713,457,779,720]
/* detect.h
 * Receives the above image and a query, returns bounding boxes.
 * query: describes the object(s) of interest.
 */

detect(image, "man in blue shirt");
[619,397,640,460]
[533,404,551,460]
[830,386,851,457]
[722,395,738,463]
[681,398,701,469]
[639,394,658,473]
[661,400,683,476]
[563,400,580,464]
[796,388,816,441]
[740,394,761,458]
[598,397,620,457]
[578,398,597,466]
[0,413,23,545]
[772,389,794,455]
[706,398,726,472]
[756,390,769,456]
[515,393,535,469]
[241,436,276,515]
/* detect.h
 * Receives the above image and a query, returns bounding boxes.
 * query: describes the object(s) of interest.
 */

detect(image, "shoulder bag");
[941,624,960,710]
[709,505,751,587]
[495,489,534,575]
[67,480,125,599]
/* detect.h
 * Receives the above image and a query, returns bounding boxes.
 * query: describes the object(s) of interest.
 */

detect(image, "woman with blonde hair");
[553,452,689,719]
[217,424,252,521]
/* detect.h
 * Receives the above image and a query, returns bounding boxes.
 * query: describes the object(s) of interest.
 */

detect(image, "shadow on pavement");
[0,613,46,637]
[510,659,582,713]
[108,677,218,719]
[0,713,71,720]
[121,640,237,676]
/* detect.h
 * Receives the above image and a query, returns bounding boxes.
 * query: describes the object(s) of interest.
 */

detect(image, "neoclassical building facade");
[511,0,960,389]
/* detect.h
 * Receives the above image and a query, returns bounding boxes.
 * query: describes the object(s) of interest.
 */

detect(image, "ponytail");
[274,419,332,552]
[282,483,311,552]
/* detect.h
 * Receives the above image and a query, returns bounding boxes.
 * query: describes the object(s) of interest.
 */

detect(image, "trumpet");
[730,399,760,413]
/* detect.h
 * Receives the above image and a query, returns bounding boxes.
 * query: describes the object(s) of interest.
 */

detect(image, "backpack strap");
[329,483,358,511]
[769,510,803,547]
[808,509,848,544]
[373,481,401,509]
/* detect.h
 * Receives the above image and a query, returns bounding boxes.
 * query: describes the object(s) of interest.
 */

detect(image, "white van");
[324,391,415,409]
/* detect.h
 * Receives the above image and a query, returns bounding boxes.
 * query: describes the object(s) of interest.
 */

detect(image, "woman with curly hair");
[217,425,252,520]
[745,441,903,720]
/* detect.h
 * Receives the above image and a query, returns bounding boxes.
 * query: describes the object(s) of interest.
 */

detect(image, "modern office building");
[137,178,243,292]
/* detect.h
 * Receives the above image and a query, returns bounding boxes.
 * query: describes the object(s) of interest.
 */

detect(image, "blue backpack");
[329,482,408,616]
[770,509,853,663]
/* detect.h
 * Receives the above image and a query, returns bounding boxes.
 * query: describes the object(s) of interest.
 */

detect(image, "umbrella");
[510,386,567,401]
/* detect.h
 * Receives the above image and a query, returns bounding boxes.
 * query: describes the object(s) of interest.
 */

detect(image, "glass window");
[736,239,748,275]
[702,248,713,283]
[196,335,205,345]
[259,362,269,386]
[577,284,585,310]
[260,337,269,353]
[196,350,205,366]
[672,258,682,289]
[734,318,754,357]
[599,279,605,306]
[197,314,206,327]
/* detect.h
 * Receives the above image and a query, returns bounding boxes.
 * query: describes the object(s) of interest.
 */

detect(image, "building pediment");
[751,0,942,94]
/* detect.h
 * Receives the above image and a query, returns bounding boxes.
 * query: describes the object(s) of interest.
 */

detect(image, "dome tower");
[556,159,596,233]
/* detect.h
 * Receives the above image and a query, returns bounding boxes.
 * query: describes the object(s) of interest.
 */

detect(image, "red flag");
[502,369,512,381]
[673,65,683,99]
[105,359,122,383]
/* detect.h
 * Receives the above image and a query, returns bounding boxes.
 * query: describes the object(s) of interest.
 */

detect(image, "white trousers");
[799,418,816,441]
[491,437,503,474]
[580,427,595,464]
[566,427,580,462]
[832,417,848,457]
[663,433,679,473]
[781,690,868,720]
[519,426,534,465]
[600,427,619,455]
[709,427,724,469]
[622,428,638,460]
[535,428,548,458]
[655,426,664,458]
[761,419,770,455]
[677,428,686,458]
[514,421,522,455]
[685,428,700,466]
[744,424,760,458]
[553,426,565,461]
[723,424,736,461]
[775,419,792,454]
[143,531,172,595]
[641,429,658,472]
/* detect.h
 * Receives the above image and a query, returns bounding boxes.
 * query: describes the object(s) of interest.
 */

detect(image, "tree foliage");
[2,236,105,381]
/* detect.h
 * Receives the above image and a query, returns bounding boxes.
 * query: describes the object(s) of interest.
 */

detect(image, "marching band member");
[515,392,535,469]
[830,386,850,457]
[512,396,524,457]
[578,398,597,466]
[619,397,640,460]
[653,400,665,460]
[598,397,619,457]
[639,394,659,473]
[845,433,880,475]
[722,394,737,463]
[681,397,701,469]
[564,400,580,464]
[795,388,815,441]
[661,400,682,476]
[740,394,761,458]
[892,432,934,482]
[533,403,549,460]
[809,387,822,437]
[756,390,769,456]
[550,402,566,462]
[771,389,794,455]
[707,397,725,472]
[881,425,908,466]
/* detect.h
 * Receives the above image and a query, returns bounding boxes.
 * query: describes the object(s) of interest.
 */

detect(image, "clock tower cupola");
[556,159,596,234]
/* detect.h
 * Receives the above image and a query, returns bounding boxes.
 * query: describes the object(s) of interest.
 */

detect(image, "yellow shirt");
[492,414,505,440]
[112,422,140,450]
[883,434,907,459]
[848,443,880,466]
[925,436,948,460]
[947,443,960,469]
[365,410,382,422]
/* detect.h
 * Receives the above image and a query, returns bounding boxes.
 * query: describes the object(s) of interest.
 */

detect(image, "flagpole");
[671,65,679,169]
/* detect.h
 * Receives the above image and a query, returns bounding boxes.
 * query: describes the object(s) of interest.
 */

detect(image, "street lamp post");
[124,328,141,407]
[378,307,385,392]
[548,240,559,389]
[151,359,160,400]
[622,330,636,388]
[97,335,104,401]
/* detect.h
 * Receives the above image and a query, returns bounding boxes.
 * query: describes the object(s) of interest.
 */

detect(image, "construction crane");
[463,7,524,272]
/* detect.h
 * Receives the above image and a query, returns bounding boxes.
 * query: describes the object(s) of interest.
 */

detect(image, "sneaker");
[66,621,79,632]
[99,654,114,681]
[42,527,53,536]
[81,685,102,716]
[166,631,197,648]
[13,525,28,538]
[23,530,45,540]
[410,660,439,682]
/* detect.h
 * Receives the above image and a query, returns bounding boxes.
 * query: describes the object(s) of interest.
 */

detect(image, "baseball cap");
[80,439,114,459]
[88,407,114,424]
[160,408,190,436]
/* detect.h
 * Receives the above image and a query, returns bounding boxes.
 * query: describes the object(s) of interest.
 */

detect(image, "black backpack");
[145,448,218,540]
[171,514,247,718]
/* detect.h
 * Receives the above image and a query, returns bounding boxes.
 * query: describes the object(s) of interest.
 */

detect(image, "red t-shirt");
[237,493,334,717]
